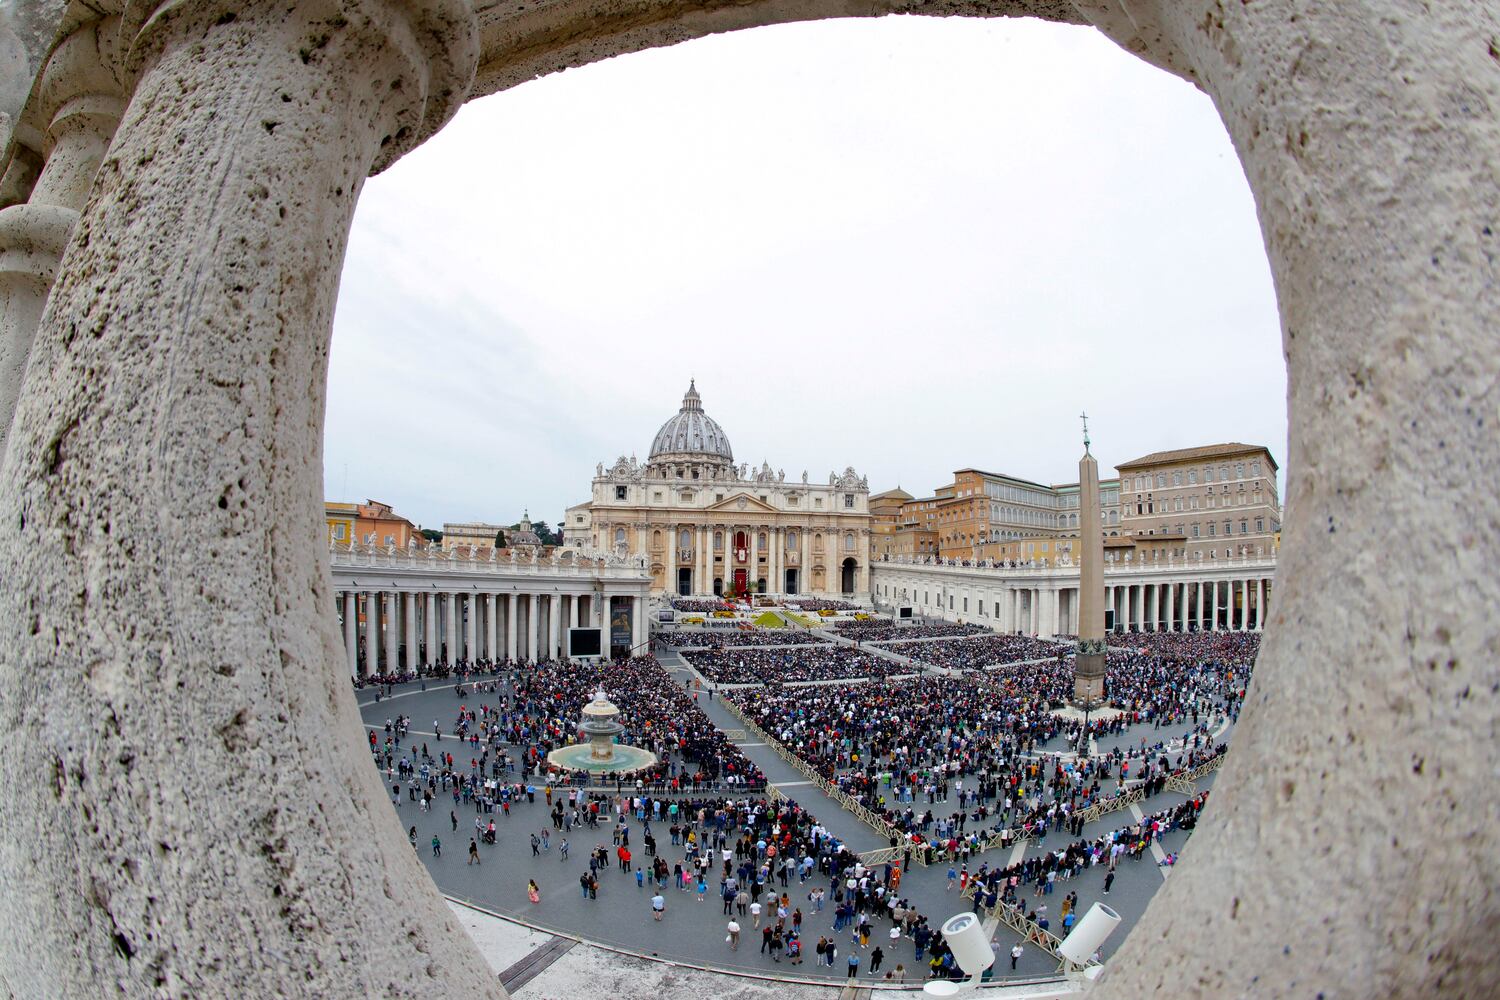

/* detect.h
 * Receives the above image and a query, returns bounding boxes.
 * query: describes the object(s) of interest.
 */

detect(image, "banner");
[609,599,631,651]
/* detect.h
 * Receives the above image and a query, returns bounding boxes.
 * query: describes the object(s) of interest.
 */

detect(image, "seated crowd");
[785,598,857,612]
[832,621,992,642]
[874,635,1067,670]
[684,646,903,685]
[656,629,828,649]
[672,598,737,613]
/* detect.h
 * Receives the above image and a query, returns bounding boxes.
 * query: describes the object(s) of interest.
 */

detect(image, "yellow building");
[325,502,357,546]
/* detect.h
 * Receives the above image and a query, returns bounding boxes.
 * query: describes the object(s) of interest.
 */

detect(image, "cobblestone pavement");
[357,665,1220,983]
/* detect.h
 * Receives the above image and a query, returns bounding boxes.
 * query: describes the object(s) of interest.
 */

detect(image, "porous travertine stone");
[0,16,125,462]
[0,1,498,996]
[1075,4,1500,997]
[0,0,1494,996]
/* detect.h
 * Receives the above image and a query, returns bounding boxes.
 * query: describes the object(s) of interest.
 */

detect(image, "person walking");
[651,891,665,921]
[560,838,570,862]
[1010,943,1023,970]
[726,919,741,951]
[847,953,860,979]
[468,839,481,865]
[431,835,441,857]
[528,879,541,905]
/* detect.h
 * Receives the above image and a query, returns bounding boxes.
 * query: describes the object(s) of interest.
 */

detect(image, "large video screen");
[568,627,603,657]
[898,606,914,620]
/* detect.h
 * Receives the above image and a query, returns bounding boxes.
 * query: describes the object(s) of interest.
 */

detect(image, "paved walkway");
[359,667,1223,984]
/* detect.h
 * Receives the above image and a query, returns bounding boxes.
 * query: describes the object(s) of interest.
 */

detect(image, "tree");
[494,530,507,548]
[419,528,443,544]
[531,520,561,546]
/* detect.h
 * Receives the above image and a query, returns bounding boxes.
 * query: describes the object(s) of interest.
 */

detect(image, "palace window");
[1256,518,1265,532]
[614,528,626,546]
[1188,470,1197,484]
[1236,462,1245,478]
[680,491,693,503]
[758,532,767,548]
[653,491,662,502]
[1172,471,1182,486]
[691,469,699,479]
[1209,523,1217,536]
[333,523,346,540]
[1251,460,1262,476]
[788,495,799,506]
[1204,467,1215,483]
[786,531,797,549]
[1192,524,1200,537]
[1223,521,1232,535]
[814,498,823,509]
[1240,520,1249,534]
[814,534,823,552]
[714,532,723,550]
[844,494,855,508]
[715,494,724,503]
[760,495,768,504]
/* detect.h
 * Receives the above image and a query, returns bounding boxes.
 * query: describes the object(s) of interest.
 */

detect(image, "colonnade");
[1106,578,1271,633]
[872,562,1277,638]
[333,588,650,675]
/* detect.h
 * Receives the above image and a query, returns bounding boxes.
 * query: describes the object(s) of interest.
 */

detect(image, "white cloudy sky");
[325,15,1286,531]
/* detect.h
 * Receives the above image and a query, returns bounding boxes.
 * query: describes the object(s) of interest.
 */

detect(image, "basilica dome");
[648,381,733,463]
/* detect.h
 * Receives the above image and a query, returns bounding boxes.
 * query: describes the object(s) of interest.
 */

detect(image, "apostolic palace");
[565,382,873,598]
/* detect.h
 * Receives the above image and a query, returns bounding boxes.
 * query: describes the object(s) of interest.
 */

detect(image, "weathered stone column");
[505,593,518,660]
[0,17,124,461]
[1079,4,1500,997]
[342,590,358,677]
[404,591,416,670]
[484,593,497,659]
[424,591,437,668]
[464,592,477,662]
[364,590,380,675]
[0,1,494,995]
[443,592,457,664]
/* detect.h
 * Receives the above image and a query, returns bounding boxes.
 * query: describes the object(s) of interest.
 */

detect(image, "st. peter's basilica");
[564,382,872,598]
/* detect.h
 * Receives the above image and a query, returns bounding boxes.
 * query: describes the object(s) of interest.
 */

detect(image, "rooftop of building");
[1116,442,1279,471]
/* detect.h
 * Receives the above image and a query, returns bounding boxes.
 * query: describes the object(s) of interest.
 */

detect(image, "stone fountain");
[546,689,658,774]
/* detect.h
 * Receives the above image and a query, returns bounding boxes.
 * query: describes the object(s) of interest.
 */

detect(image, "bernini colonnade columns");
[0,1,498,997]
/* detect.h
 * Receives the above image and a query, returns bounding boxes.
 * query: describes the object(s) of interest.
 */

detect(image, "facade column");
[403,592,416,672]
[364,592,380,676]
[444,593,457,665]
[0,17,124,459]
[1256,578,1267,630]
[394,592,405,672]
[424,593,437,667]
[1166,581,1177,632]
[505,594,518,661]
[1209,581,1219,631]
[631,594,647,655]
[343,591,358,677]
[463,593,477,662]
[665,522,676,595]
[800,529,812,595]
[549,593,561,660]
[748,526,759,594]
[484,594,496,660]
[534,593,546,665]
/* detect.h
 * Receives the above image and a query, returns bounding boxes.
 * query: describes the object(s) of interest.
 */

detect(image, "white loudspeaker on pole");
[1058,902,1122,967]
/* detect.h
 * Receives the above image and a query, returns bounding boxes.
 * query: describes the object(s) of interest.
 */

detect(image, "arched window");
[1236,462,1245,478]
[785,531,797,549]
[844,533,855,551]
[1205,467,1215,482]
[679,529,690,550]
[1220,464,1230,480]
[1156,474,1167,488]
[1172,471,1182,486]
[758,532,767,548]
[613,528,625,546]
[1188,470,1197,484]
[1251,460,1262,476]
[652,529,662,549]
[713,531,722,550]
[814,534,823,552]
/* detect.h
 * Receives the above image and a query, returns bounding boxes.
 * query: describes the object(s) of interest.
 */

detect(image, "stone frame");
[0,1,1492,997]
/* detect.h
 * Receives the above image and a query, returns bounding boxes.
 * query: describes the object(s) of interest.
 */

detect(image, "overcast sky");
[325,15,1285,531]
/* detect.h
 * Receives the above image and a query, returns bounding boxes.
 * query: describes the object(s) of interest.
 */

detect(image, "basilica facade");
[565,383,872,598]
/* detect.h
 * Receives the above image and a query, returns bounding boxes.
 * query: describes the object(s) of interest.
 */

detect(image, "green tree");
[494,530,507,548]
[531,520,561,546]
[419,528,443,544]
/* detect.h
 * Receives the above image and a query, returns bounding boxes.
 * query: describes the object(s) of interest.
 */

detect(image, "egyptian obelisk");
[1074,415,1107,704]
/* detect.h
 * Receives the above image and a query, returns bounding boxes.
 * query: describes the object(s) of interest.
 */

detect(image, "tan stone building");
[1115,443,1280,559]
[880,444,1275,566]
[869,488,912,560]
[566,382,872,598]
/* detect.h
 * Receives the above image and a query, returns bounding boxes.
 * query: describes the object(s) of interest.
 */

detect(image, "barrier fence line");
[720,699,926,867]
[958,882,1094,971]
[1165,752,1225,793]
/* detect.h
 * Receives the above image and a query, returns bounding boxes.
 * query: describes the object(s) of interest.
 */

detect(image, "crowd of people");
[831,622,991,642]
[874,635,1067,671]
[785,599,857,612]
[672,599,737,613]
[684,646,903,685]
[657,629,828,649]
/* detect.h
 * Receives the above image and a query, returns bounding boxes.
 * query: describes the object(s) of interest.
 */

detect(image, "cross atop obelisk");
[1081,411,1090,453]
